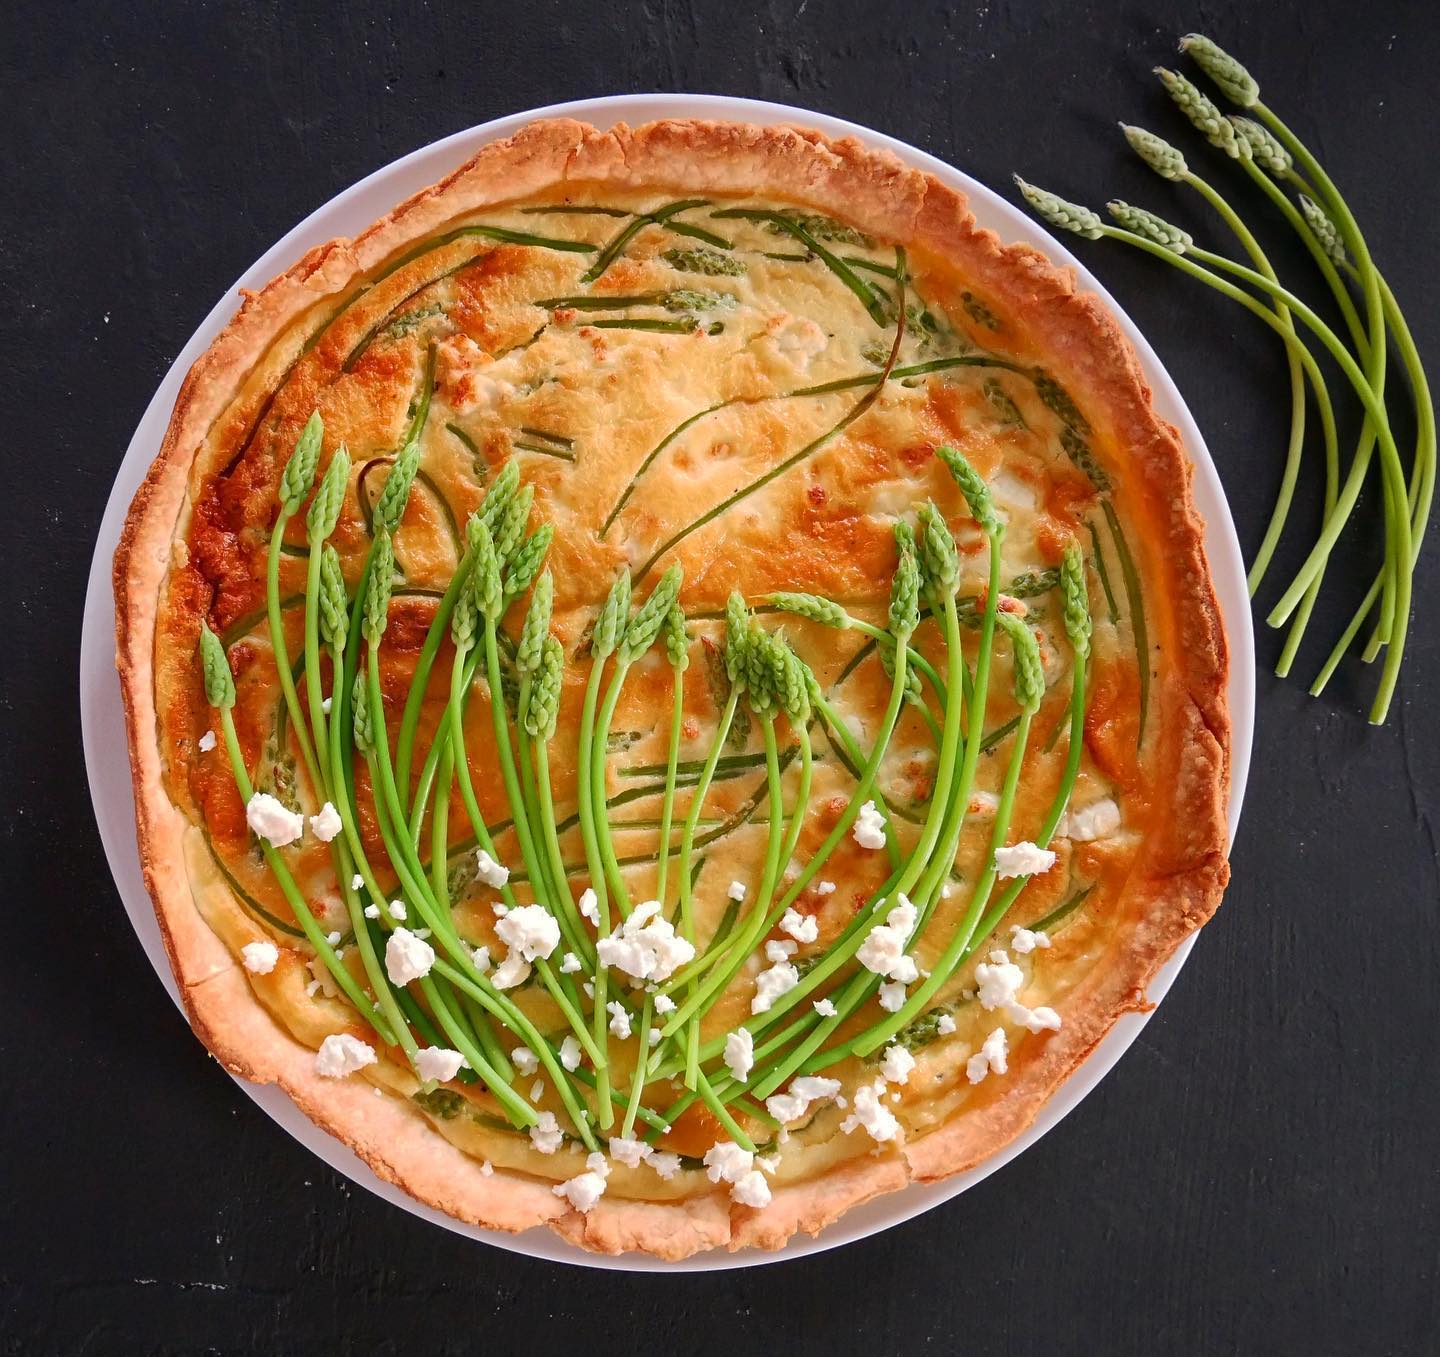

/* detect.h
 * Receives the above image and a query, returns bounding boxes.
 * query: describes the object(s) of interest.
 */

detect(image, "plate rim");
[79,91,1255,1273]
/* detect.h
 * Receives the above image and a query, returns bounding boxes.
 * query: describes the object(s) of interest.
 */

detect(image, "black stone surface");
[3,2,1438,1352]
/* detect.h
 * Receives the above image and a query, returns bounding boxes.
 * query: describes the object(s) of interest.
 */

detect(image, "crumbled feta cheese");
[975,951,1025,1012]
[608,1136,652,1168]
[764,1075,842,1124]
[350,874,365,891]
[387,900,407,921]
[471,945,491,971]
[606,1001,632,1039]
[994,841,1057,879]
[727,879,747,902]
[1009,925,1052,955]
[495,903,560,963]
[730,1170,772,1208]
[941,881,954,899]
[751,960,800,1015]
[723,1028,755,1082]
[841,1079,900,1142]
[764,938,798,963]
[648,1152,682,1180]
[530,1079,546,1101]
[325,931,342,946]
[529,1112,563,1154]
[1016,1005,1062,1033]
[315,1033,377,1078]
[649,1027,662,1047]
[241,940,279,974]
[474,848,510,889]
[245,793,304,847]
[491,953,531,989]
[414,1046,465,1083]
[559,1035,583,1072]
[852,800,887,850]
[1060,797,1121,842]
[813,998,838,1018]
[936,1013,957,1036]
[547,1175,599,1215]
[511,1046,539,1076]
[583,981,595,999]
[816,880,837,896]
[479,1160,494,1177]
[779,908,819,944]
[384,928,435,986]
[321,696,332,714]
[559,951,582,974]
[878,980,907,1012]
[703,1141,754,1184]
[881,1044,916,1085]
[653,993,676,1015]
[856,894,919,983]
[197,729,217,752]
[309,802,342,843]
[966,1028,1009,1083]
[578,887,599,925]
[305,978,321,997]
[363,904,380,920]
[595,899,695,982]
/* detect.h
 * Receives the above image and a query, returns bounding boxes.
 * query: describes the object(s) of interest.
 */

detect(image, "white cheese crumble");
[315,1033,376,1078]
[608,1137,652,1168]
[856,895,919,983]
[764,938,798,963]
[325,931,342,946]
[1060,797,1122,842]
[653,993,676,1015]
[529,1111,563,1154]
[321,696,332,714]
[816,880,837,896]
[841,1079,900,1142]
[936,1013,957,1035]
[765,1075,842,1125]
[878,980,907,1012]
[512,1046,539,1076]
[414,1046,465,1083]
[471,945,491,972]
[559,1035,583,1072]
[241,940,279,974]
[197,729,216,752]
[578,887,599,925]
[723,1028,755,1082]
[387,900,407,922]
[975,951,1025,1012]
[495,903,560,962]
[309,802,342,843]
[606,1001,632,1039]
[350,874,365,891]
[779,908,819,944]
[751,960,800,1015]
[595,899,695,982]
[474,848,510,889]
[479,1160,494,1177]
[966,1028,1009,1084]
[1009,925,1052,955]
[245,793,304,847]
[384,928,435,986]
[813,998,838,1018]
[648,1152,682,1181]
[727,879,747,902]
[731,1170,772,1208]
[491,953,531,989]
[703,1141,753,1185]
[994,841,1057,879]
[361,904,378,920]
[880,1044,916,1085]
[851,800,887,850]
[530,1079,546,1102]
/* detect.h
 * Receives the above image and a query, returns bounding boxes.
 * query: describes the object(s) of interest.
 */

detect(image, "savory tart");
[115,118,1230,1258]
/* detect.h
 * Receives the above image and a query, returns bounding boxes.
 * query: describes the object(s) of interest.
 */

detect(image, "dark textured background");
[4,1,1438,1352]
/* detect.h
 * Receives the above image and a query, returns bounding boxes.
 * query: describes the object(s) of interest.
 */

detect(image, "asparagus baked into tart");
[115,118,1230,1258]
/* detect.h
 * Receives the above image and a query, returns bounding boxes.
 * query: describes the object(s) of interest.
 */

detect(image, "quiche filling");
[123,126,1226,1256]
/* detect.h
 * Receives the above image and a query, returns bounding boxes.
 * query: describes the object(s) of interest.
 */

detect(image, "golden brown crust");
[115,115,1230,1259]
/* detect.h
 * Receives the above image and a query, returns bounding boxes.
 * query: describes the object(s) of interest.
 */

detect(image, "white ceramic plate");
[80,94,1254,1271]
